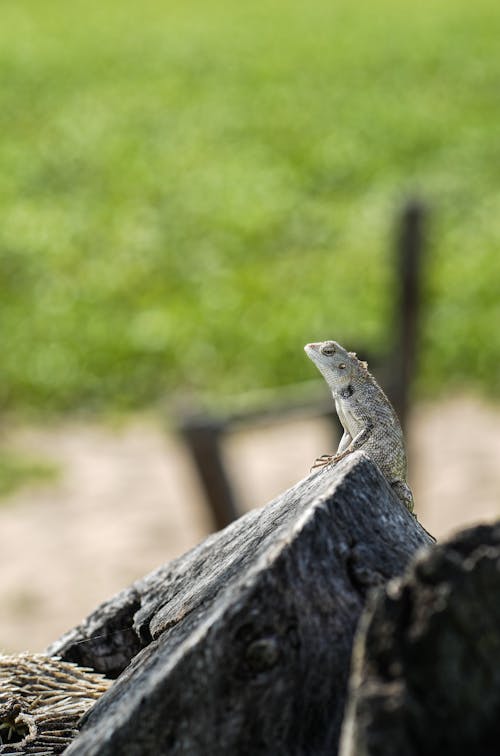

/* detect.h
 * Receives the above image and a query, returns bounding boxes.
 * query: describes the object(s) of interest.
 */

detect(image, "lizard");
[304,339,414,513]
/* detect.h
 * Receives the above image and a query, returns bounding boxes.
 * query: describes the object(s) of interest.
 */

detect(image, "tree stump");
[50,452,431,755]
[339,522,500,756]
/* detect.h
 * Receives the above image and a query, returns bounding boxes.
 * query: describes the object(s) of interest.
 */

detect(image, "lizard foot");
[310,454,336,471]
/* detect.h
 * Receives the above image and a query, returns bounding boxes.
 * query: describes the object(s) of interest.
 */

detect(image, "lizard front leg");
[310,431,352,470]
[337,430,353,455]
[328,423,373,463]
[311,454,337,470]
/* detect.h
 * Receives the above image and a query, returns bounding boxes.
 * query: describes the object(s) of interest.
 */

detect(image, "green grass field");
[2,0,500,416]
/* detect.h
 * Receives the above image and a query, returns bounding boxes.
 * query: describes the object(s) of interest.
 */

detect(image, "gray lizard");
[304,340,414,513]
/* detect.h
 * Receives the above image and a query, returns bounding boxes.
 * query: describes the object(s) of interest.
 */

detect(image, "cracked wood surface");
[340,522,500,756]
[50,452,431,755]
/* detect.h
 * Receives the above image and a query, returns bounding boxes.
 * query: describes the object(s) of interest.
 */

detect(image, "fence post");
[390,199,426,429]
[179,416,240,531]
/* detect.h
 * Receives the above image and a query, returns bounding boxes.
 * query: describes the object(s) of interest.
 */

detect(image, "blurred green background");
[2,0,500,419]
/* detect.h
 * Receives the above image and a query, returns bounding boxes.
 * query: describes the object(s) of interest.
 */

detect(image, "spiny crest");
[348,351,369,372]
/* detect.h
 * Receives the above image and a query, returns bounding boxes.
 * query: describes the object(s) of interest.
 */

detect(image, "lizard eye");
[321,345,335,356]
[338,363,346,369]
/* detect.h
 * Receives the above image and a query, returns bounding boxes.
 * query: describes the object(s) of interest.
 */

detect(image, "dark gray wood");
[340,521,500,756]
[56,452,431,756]
[388,198,426,428]
[178,416,240,530]
[47,584,144,678]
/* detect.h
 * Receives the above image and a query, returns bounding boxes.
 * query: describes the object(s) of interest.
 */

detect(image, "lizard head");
[304,340,355,389]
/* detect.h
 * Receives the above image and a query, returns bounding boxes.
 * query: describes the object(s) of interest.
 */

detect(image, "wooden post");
[57,453,433,756]
[179,416,240,531]
[390,198,426,429]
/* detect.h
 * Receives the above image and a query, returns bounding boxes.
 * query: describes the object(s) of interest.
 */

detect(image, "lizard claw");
[310,454,336,471]
[310,450,351,471]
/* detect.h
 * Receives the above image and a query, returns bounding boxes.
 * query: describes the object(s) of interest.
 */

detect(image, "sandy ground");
[0,395,499,654]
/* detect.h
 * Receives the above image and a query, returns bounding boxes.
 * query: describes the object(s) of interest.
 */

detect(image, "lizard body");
[304,340,414,513]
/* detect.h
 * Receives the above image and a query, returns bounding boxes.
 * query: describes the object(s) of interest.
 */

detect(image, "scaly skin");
[304,340,414,513]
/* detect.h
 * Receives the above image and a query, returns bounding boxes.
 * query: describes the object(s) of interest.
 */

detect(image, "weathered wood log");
[339,522,500,756]
[51,452,431,755]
